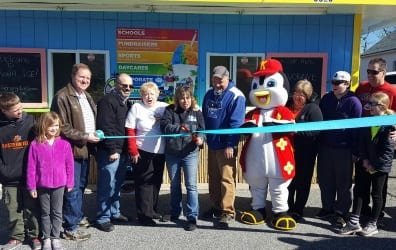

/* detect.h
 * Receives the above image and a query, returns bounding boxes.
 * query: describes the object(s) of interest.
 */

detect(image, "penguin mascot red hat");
[239,58,296,230]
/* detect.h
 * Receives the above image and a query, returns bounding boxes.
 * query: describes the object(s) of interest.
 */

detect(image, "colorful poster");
[116,27,198,102]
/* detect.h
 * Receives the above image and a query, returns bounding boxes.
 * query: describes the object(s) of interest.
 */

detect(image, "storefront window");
[207,53,264,107]
[48,50,109,103]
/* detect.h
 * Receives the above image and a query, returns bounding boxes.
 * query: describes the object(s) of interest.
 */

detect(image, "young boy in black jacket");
[0,92,41,250]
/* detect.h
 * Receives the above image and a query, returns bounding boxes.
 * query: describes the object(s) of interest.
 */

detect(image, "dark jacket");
[319,90,362,151]
[0,112,35,186]
[359,125,395,173]
[287,101,323,149]
[50,83,97,159]
[96,89,129,155]
[160,104,205,157]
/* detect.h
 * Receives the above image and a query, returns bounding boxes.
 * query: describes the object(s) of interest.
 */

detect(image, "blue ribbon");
[95,115,396,139]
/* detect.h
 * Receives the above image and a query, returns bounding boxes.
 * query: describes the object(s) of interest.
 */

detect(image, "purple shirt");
[27,137,74,190]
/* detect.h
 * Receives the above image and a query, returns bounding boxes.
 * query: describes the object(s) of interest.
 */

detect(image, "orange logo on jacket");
[2,135,29,150]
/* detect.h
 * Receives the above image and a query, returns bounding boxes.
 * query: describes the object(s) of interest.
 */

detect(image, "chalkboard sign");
[266,53,328,97]
[0,48,47,108]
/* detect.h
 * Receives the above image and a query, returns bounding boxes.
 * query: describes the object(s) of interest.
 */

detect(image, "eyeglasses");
[367,101,384,107]
[120,83,133,89]
[331,80,346,85]
[366,69,383,75]
[293,92,306,98]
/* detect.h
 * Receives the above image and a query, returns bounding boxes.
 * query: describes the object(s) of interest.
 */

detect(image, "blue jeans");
[63,158,90,231]
[95,150,128,224]
[166,151,199,222]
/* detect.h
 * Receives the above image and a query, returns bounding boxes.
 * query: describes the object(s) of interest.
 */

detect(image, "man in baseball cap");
[332,71,351,82]
[316,70,362,228]
[212,66,230,79]
[202,65,246,229]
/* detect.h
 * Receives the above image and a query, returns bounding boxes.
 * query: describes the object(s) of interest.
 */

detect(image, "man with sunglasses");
[354,58,396,224]
[356,58,396,113]
[316,71,362,227]
[94,73,133,232]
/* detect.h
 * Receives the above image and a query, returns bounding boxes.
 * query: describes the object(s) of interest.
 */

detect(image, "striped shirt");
[77,92,96,133]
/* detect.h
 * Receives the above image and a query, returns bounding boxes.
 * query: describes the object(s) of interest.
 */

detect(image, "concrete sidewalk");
[1,165,396,250]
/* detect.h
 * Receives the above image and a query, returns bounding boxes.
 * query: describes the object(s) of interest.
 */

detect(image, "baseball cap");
[253,58,283,77]
[332,71,351,82]
[212,66,229,78]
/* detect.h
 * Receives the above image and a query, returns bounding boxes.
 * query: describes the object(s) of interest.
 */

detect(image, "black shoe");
[315,209,334,219]
[111,214,129,222]
[215,213,234,229]
[152,213,162,220]
[290,212,303,222]
[184,220,197,231]
[379,210,385,219]
[160,214,179,222]
[334,213,347,228]
[138,218,157,227]
[202,208,222,219]
[96,221,114,232]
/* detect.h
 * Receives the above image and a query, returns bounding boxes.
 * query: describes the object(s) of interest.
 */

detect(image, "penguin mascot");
[239,58,296,231]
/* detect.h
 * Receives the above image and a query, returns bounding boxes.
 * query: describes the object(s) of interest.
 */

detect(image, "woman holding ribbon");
[160,86,205,231]
[125,82,168,226]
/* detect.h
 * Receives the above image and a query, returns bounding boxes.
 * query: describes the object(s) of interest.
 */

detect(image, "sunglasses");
[366,69,383,75]
[120,83,133,89]
[331,80,346,85]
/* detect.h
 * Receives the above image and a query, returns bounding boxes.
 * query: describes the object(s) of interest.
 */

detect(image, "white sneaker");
[358,223,378,237]
[42,238,51,250]
[51,239,64,250]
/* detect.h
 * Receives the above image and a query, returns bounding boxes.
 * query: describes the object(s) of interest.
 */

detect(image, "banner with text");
[116,27,198,103]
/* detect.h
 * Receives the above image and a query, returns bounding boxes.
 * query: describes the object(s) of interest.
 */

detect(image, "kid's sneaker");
[51,239,64,250]
[41,238,51,250]
[358,223,378,237]
[1,239,22,250]
[338,222,362,235]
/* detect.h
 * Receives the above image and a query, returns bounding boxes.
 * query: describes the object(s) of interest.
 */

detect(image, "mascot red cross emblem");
[239,58,297,231]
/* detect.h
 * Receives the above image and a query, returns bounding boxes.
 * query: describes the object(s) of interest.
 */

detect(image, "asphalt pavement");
[1,161,396,250]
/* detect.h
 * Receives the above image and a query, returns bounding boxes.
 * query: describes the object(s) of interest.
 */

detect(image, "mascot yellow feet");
[240,208,266,225]
[271,213,296,231]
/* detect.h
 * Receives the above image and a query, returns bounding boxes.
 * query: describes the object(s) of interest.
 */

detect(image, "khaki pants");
[207,149,237,218]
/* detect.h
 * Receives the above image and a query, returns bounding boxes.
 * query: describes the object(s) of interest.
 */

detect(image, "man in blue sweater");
[202,66,246,229]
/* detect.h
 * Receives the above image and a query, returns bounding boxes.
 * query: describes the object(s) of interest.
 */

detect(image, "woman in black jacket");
[160,86,205,231]
[287,80,323,221]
